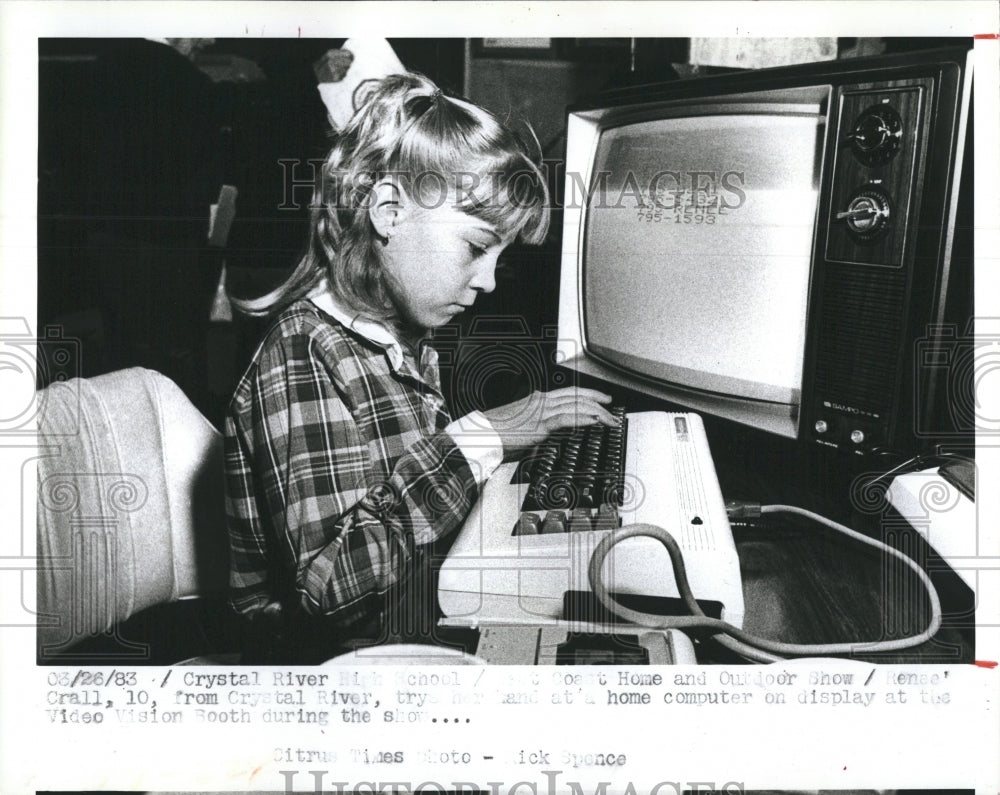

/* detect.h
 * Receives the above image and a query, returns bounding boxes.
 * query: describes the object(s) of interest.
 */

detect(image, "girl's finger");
[539,388,613,404]
[544,405,618,430]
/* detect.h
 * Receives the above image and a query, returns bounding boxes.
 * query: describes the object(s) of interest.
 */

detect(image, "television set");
[557,46,974,456]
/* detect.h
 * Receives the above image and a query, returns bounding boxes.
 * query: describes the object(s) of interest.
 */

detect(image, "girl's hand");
[481,388,618,455]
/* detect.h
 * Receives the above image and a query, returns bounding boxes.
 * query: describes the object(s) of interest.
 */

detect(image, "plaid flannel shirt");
[224,291,500,627]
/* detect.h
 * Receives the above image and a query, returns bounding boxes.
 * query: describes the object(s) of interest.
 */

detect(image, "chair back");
[37,368,227,656]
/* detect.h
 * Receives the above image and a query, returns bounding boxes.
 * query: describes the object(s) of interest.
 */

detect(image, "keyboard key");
[514,513,541,536]
[569,508,593,533]
[594,503,620,531]
[541,510,568,534]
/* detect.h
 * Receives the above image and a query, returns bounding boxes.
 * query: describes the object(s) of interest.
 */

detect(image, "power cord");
[587,506,943,663]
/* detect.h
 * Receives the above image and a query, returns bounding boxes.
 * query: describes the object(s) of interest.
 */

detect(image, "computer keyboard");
[509,406,627,536]
[514,406,627,513]
[438,411,745,630]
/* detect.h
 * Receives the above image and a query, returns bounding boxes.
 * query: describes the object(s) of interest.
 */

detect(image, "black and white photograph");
[2,2,998,793]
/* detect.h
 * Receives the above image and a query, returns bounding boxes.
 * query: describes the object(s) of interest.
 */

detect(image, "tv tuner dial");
[846,105,903,166]
[837,187,892,241]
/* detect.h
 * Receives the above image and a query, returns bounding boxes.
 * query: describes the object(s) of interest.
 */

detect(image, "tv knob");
[846,105,903,166]
[837,187,892,241]
[850,429,865,445]
[814,420,828,434]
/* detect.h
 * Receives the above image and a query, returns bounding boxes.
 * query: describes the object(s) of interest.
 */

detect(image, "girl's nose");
[469,255,497,294]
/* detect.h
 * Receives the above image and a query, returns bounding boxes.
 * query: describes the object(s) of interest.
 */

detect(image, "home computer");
[437,46,974,663]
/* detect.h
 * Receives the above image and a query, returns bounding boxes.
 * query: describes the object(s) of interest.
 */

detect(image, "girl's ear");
[368,177,410,239]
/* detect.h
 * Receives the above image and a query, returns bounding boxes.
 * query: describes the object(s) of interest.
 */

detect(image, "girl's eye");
[468,243,488,258]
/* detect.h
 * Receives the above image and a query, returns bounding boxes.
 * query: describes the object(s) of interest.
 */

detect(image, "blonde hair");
[235,72,551,319]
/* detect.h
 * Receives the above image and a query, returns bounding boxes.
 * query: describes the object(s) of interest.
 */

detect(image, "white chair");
[36,368,230,660]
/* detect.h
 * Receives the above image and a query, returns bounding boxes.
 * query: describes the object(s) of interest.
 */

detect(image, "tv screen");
[582,110,825,409]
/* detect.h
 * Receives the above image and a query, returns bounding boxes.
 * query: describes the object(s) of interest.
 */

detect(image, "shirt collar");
[306,280,408,371]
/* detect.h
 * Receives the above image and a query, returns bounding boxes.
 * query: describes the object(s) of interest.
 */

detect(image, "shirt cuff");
[445,411,503,485]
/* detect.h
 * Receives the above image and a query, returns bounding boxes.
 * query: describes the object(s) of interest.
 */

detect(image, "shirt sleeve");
[444,410,503,486]
[229,331,480,626]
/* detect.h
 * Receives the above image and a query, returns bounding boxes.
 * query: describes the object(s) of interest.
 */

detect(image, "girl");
[224,72,617,658]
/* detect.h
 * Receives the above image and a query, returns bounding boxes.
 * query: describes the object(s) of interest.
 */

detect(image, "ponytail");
[233,72,549,320]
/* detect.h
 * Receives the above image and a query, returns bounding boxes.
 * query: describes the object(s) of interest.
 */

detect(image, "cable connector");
[725,500,761,520]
